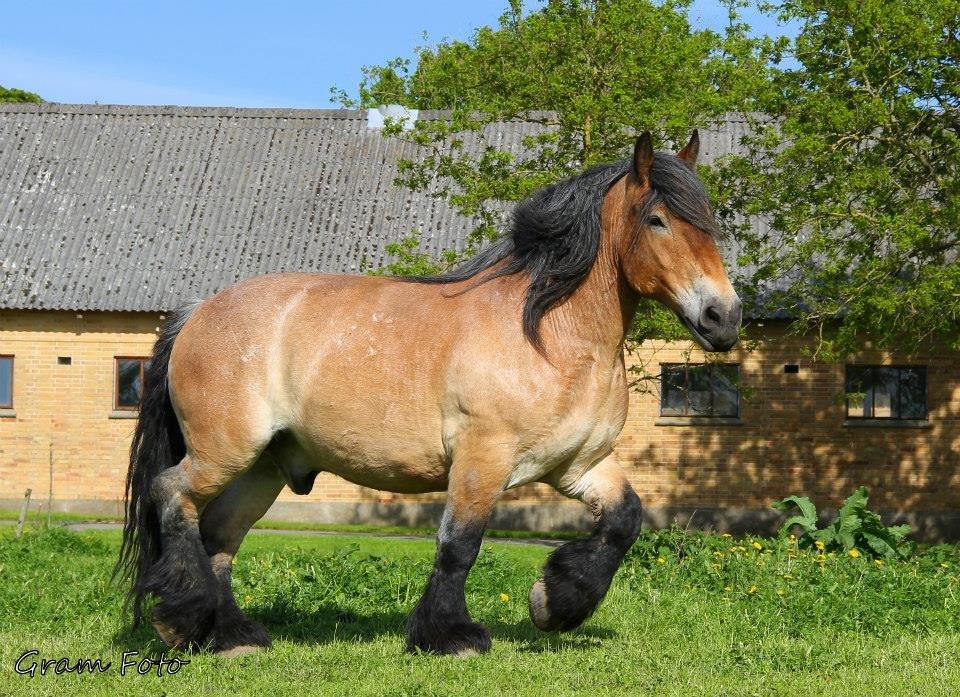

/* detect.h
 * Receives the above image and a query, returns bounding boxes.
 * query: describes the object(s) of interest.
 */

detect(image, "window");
[660,363,740,418]
[0,355,12,408]
[115,357,150,410]
[845,365,927,420]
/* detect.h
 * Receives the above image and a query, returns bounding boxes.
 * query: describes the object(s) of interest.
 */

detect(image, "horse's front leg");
[530,453,642,632]
[406,444,511,656]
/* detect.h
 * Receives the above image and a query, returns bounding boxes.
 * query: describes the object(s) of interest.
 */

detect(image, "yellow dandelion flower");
[721,533,732,539]
[776,588,786,596]
[788,534,797,542]
[848,548,861,558]
[499,593,510,602]
[656,556,667,565]
[752,542,763,551]
[714,551,725,558]
[723,586,732,592]
[940,562,950,569]
[874,559,884,567]
[815,554,826,564]
[782,573,794,580]
[748,585,758,594]
[711,563,721,571]
[814,540,825,550]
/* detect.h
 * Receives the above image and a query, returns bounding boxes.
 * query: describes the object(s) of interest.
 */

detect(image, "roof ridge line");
[0,103,367,119]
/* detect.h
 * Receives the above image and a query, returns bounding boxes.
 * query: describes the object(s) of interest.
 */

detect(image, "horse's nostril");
[704,306,722,325]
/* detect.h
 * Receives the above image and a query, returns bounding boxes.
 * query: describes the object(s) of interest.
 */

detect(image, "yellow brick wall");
[0,310,160,510]
[1,309,958,520]
[618,328,960,515]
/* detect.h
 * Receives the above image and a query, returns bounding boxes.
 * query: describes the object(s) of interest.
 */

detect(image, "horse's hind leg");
[530,453,642,632]
[146,455,226,649]
[199,453,285,656]
[406,442,512,655]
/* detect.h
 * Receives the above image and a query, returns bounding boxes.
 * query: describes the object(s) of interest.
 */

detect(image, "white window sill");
[0,408,15,418]
[109,410,139,419]
[843,419,930,429]
[655,416,743,427]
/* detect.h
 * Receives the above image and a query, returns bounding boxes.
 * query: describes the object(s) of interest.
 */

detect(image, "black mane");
[407,152,720,350]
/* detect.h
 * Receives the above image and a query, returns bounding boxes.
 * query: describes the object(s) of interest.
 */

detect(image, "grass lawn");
[2,526,960,696]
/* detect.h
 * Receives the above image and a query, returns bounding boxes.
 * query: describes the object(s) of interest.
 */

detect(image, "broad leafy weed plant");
[771,486,911,558]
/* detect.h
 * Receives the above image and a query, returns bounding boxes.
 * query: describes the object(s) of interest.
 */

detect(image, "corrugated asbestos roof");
[0,103,766,312]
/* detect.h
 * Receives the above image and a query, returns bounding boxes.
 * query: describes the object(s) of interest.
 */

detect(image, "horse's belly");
[323,452,450,494]
[278,424,450,495]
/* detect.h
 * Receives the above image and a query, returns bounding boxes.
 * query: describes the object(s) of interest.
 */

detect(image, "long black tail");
[113,306,193,625]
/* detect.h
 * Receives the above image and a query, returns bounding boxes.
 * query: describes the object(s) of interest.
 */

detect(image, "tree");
[717,0,960,357]
[0,86,41,103]
[336,0,780,345]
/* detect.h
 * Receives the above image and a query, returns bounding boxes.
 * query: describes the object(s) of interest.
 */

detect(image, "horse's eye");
[647,215,665,229]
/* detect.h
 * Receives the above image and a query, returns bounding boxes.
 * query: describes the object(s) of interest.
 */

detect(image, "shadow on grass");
[253,604,615,653]
[251,604,409,645]
[113,602,617,657]
[486,617,615,652]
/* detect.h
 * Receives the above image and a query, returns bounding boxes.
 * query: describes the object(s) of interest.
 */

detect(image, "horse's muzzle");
[678,295,741,352]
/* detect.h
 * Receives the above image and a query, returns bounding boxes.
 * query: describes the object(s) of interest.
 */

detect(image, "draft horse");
[115,131,741,656]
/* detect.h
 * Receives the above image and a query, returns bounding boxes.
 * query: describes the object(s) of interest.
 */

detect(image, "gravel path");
[57,521,564,547]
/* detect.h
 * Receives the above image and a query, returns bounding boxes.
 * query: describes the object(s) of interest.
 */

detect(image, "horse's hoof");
[211,616,273,655]
[406,621,491,656]
[528,579,555,631]
[152,619,187,649]
[215,644,264,658]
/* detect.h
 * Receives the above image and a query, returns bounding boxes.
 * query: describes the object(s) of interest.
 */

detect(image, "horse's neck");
[549,232,638,361]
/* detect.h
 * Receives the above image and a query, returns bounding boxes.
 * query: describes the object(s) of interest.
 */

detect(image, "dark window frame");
[0,355,12,409]
[659,362,741,419]
[844,364,928,421]
[114,356,149,411]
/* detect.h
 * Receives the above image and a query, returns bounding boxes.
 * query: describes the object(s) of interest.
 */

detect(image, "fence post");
[48,442,54,527]
[15,488,32,539]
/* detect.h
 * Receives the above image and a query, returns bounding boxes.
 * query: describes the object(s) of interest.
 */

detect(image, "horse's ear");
[678,129,700,169]
[633,131,654,183]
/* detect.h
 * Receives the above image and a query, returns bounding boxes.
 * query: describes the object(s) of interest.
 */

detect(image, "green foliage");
[717,0,960,357]
[772,486,912,558]
[340,0,781,273]
[0,85,42,103]
[365,231,453,276]
[771,494,819,534]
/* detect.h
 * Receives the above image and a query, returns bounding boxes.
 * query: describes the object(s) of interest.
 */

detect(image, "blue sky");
[2,1,797,108]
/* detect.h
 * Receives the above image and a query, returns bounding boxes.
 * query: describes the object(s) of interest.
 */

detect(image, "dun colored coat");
[115,131,741,656]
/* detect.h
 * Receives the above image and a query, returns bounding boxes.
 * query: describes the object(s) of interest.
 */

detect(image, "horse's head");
[616,131,741,352]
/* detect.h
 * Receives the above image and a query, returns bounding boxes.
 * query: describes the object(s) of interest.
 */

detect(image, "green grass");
[2,526,960,696]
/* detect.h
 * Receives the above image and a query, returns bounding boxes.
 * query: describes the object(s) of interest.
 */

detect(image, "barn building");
[1,103,958,537]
